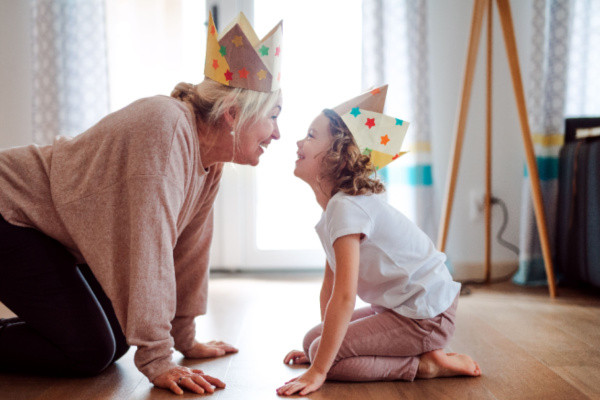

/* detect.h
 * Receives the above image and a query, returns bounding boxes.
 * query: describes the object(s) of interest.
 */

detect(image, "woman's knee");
[66,331,117,376]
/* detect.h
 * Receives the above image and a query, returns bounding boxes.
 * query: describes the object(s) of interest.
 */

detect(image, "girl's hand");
[283,350,310,365]
[182,340,238,359]
[152,366,225,395]
[276,367,327,396]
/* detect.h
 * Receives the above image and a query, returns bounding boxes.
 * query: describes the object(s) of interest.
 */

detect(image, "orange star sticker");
[380,135,390,145]
[371,88,381,95]
[257,69,267,80]
[232,35,243,47]
[210,25,216,35]
[212,59,219,70]
[238,68,249,79]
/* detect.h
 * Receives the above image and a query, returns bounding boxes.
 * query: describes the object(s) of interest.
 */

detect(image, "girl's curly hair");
[320,109,385,197]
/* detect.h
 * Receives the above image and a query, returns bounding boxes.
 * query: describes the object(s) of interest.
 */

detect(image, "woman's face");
[294,113,333,185]
[233,95,283,166]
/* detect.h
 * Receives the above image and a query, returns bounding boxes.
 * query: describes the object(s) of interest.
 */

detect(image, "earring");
[230,130,235,136]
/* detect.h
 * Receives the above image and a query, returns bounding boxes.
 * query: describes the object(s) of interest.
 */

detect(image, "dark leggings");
[0,215,129,376]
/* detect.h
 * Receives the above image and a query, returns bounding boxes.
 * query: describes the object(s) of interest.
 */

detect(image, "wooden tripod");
[437,0,558,298]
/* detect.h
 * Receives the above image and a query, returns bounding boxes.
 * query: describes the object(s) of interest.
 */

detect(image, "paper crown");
[332,85,410,170]
[204,12,282,92]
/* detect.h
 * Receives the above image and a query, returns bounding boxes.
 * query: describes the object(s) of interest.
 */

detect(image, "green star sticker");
[219,45,227,56]
[259,45,269,56]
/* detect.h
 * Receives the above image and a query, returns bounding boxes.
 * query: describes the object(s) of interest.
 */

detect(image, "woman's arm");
[320,261,334,321]
[278,233,360,396]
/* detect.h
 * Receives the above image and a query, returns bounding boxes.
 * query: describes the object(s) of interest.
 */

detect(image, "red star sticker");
[238,68,249,79]
[224,70,233,81]
[365,118,376,129]
[275,47,281,56]
[380,135,390,145]
[210,25,216,35]
[392,153,400,160]
[371,88,381,95]
[212,59,219,70]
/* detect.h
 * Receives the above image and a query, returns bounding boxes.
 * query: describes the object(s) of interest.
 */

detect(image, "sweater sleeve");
[170,164,223,353]
[54,175,184,382]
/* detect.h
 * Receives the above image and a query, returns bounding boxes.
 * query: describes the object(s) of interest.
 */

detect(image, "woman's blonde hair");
[171,79,281,131]
[320,109,385,197]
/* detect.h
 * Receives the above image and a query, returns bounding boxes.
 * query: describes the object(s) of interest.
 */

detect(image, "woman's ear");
[223,106,238,129]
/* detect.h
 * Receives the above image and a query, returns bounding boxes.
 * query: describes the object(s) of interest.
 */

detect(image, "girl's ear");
[223,106,238,129]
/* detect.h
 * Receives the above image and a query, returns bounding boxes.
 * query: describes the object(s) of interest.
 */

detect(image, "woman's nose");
[272,126,281,140]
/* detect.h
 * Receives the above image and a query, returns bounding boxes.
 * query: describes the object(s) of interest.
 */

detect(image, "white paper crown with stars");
[332,85,410,170]
[204,12,282,92]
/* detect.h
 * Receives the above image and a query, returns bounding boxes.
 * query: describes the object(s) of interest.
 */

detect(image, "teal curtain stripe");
[388,164,433,186]
[523,156,559,180]
[513,257,562,286]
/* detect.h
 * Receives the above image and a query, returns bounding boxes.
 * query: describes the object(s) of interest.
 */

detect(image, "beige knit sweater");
[0,95,223,381]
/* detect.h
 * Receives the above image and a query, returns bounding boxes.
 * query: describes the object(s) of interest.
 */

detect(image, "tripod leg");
[485,0,493,283]
[495,0,558,297]
[437,0,487,251]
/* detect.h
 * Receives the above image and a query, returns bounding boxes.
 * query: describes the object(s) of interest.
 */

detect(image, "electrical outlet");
[469,190,486,221]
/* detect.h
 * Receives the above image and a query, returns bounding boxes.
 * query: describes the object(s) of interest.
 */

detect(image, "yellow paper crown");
[333,85,409,170]
[205,12,282,92]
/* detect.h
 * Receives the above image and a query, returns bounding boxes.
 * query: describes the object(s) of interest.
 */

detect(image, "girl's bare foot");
[416,349,481,379]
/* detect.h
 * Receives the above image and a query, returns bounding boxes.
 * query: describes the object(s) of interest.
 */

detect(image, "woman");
[0,74,282,395]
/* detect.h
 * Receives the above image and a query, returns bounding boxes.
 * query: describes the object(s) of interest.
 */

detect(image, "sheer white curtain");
[515,0,600,285]
[362,0,437,240]
[31,0,109,143]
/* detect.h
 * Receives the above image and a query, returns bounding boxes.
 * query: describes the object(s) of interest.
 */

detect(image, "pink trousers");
[302,296,459,382]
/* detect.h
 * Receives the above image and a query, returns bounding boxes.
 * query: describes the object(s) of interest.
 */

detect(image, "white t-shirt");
[315,191,460,319]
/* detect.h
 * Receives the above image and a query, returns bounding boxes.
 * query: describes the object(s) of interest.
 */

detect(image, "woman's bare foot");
[416,349,481,379]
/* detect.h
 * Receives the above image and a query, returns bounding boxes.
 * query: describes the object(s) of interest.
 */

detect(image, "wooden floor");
[1,272,599,399]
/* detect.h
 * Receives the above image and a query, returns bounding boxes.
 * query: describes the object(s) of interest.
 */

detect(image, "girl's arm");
[277,233,360,396]
[320,261,334,321]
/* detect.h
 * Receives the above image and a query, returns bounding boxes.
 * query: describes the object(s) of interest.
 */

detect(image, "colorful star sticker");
[257,69,267,80]
[371,88,381,95]
[212,59,219,70]
[365,118,376,129]
[350,107,361,117]
[259,45,269,56]
[380,135,390,145]
[275,47,281,56]
[392,153,400,160]
[395,118,403,125]
[210,25,216,35]
[278,72,281,81]
[219,45,227,56]
[232,35,244,47]
[224,70,233,81]
[238,68,249,79]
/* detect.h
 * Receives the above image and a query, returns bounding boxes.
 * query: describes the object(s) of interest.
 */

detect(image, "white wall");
[429,0,533,279]
[0,1,32,148]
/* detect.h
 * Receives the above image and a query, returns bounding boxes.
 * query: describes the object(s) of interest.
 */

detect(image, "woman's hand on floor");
[283,349,310,365]
[183,340,238,358]
[276,366,327,396]
[152,366,225,395]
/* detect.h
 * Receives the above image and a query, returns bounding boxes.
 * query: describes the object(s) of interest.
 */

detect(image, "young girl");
[276,86,481,396]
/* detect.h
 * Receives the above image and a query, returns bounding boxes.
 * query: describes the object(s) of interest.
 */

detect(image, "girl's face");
[233,96,283,166]
[294,113,333,185]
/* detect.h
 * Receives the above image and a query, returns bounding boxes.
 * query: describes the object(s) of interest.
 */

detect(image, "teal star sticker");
[395,118,403,125]
[219,45,227,56]
[350,107,361,117]
[259,45,269,56]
